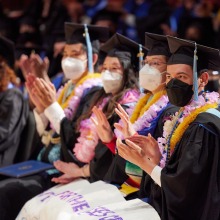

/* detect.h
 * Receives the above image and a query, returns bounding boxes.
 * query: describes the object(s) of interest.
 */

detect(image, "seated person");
[0,35,29,167]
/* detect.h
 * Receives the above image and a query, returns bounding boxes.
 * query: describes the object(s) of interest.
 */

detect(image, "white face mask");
[101,70,123,94]
[139,64,165,91]
[61,57,86,80]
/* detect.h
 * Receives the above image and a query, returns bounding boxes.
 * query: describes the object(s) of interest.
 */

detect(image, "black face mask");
[166,78,194,107]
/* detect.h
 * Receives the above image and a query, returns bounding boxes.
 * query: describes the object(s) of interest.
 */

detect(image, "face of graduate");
[139,55,167,92]
[101,56,123,75]
[144,55,167,74]
[166,64,193,85]
[165,63,208,107]
[61,43,88,81]
[62,43,87,61]
[101,56,123,94]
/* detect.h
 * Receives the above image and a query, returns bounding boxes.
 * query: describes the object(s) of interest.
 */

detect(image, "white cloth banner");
[16,179,125,220]
[16,179,160,220]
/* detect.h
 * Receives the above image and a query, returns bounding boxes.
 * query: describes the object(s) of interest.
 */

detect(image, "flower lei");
[45,74,102,145]
[133,93,169,132]
[130,93,151,123]
[56,73,102,120]
[114,90,168,139]
[74,89,139,163]
[130,90,167,123]
[158,91,219,168]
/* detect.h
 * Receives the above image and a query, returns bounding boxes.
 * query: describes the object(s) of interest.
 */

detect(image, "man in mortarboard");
[117,36,220,220]
[0,23,109,220]
[25,21,109,166]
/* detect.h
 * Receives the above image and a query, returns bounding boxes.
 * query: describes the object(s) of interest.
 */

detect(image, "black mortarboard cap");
[64,22,109,54]
[145,32,170,57]
[100,33,148,71]
[167,36,220,72]
[0,35,15,67]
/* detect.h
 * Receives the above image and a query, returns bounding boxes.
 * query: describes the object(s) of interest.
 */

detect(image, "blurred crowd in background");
[1,0,220,88]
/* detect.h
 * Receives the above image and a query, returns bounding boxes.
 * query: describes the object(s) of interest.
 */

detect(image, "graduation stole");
[158,91,219,168]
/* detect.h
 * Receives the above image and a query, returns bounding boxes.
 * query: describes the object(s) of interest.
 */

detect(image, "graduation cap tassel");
[193,42,198,101]
[138,44,144,71]
[84,24,94,73]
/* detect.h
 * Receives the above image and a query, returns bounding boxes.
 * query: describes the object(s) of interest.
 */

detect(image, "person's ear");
[198,71,209,88]
[92,53,98,66]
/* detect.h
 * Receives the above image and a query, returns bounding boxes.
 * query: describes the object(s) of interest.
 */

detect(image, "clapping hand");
[30,77,56,110]
[91,106,114,143]
[114,104,136,138]
[116,134,161,174]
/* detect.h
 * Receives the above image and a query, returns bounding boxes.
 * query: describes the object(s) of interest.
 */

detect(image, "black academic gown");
[159,112,220,220]
[0,88,29,167]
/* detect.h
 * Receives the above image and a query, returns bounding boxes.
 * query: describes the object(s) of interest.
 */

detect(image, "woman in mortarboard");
[117,36,220,220]
[0,36,29,167]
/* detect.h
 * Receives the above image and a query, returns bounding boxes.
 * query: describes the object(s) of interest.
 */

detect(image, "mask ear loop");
[84,24,94,73]
[193,42,199,101]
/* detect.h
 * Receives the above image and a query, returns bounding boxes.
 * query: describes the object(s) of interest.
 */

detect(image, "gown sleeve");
[160,112,220,220]
[0,88,29,166]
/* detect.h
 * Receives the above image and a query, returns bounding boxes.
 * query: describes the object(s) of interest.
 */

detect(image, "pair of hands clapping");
[91,103,161,175]
[20,53,56,113]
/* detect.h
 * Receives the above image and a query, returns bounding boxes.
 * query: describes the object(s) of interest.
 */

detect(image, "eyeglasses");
[144,61,167,68]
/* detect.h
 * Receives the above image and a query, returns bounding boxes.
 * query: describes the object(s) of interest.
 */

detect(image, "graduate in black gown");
[117,36,220,220]
[0,35,29,167]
